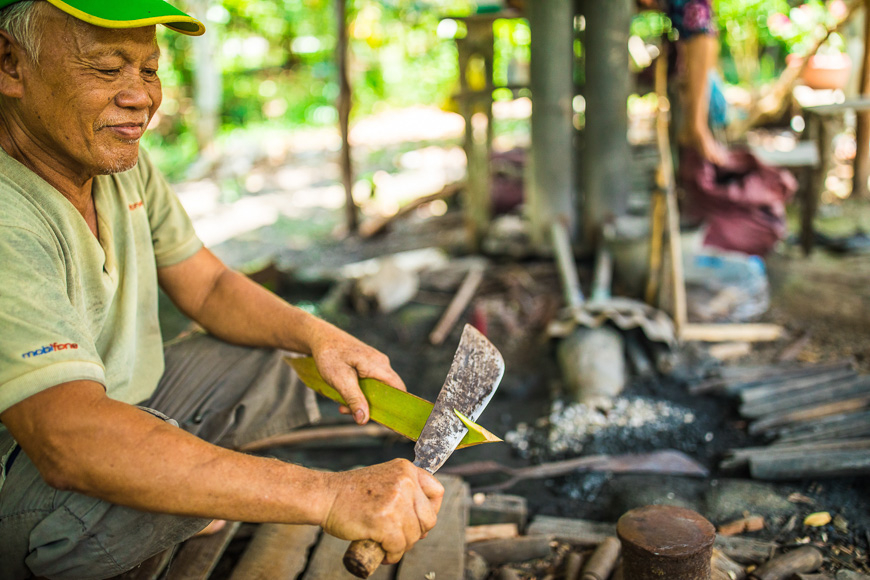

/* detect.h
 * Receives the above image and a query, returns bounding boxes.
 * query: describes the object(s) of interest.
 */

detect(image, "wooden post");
[853,0,870,200]
[803,112,829,255]
[527,0,576,249]
[337,0,358,234]
[582,0,632,249]
[455,15,497,249]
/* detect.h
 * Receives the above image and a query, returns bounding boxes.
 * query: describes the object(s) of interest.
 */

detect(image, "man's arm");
[157,247,400,424]
[0,380,443,563]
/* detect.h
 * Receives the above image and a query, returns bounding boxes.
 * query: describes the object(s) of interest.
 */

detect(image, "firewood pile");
[466,497,870,579]
[689,359,870,480]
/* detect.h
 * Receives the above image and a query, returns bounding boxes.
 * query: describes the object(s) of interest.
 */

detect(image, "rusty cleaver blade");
[413,324,505,473]
[344,324,505,578]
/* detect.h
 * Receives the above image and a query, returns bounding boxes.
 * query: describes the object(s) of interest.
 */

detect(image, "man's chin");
[97,146,140,175]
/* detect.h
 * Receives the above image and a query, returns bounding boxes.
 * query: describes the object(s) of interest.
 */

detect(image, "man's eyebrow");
[86,47,161,61]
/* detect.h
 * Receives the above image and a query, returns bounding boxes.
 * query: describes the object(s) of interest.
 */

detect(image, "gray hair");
[0,1,44,64]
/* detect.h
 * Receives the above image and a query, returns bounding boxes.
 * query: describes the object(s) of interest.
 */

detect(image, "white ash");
[506,397,696,456]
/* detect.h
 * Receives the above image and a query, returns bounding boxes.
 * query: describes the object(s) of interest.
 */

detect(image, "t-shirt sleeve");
[666,0,716,39]
[138,150,203,267]
[0,226,106,415]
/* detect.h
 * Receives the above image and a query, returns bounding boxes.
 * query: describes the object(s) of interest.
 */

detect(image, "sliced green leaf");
[286,356,501,448]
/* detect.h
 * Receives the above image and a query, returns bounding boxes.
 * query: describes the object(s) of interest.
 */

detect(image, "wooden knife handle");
[344,538,386,578]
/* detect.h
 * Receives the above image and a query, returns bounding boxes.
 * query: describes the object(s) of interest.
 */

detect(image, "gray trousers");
[0,333,319,580]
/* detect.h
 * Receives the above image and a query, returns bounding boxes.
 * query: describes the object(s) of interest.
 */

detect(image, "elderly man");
[0,1,443,578]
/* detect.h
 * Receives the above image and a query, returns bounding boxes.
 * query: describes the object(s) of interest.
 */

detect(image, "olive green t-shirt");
[0,148,202,423]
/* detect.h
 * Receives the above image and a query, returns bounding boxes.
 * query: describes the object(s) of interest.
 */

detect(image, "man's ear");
[0,30,25,99]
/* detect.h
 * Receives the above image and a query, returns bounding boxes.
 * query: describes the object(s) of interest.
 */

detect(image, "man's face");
[16,8,162,178]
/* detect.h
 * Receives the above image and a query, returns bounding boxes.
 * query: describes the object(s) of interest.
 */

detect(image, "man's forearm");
[4,381,331,524]
[159,248,333,354]
[193,266,330,354]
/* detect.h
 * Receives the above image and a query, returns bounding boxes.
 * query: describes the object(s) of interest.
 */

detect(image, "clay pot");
[787,52,853,90]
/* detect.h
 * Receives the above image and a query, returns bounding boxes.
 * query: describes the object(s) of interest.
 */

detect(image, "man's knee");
[1,450,208,580]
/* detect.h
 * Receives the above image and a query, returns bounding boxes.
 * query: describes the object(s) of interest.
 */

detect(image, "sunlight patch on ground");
[193,197,279,247]
[350,106,465,147]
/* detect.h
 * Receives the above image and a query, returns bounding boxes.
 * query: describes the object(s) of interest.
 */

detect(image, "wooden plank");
[301,532,396,580]
[396,475,469,580]
[722,439,870,471]
[166,521,241,580]
[748,395,870,435]
[777,410,870,443]
[749,141,819,168]
[466,523,519,544]
[805,95,870,115]
[713,535,778,564]
[750,448,870,480]
[740,376,870,418]
[468,493,528,528]
[229,524,320,580]
[465,535,554,567]
[526,516,615,546]
[725,360,853,385]
[680,323,784,343]
[739,369,858,404]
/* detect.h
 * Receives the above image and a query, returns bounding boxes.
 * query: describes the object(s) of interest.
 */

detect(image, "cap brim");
[46,0,205,36]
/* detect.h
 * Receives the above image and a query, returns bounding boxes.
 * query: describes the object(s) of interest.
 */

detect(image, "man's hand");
[320,459,444,564]
[308,325,406,425]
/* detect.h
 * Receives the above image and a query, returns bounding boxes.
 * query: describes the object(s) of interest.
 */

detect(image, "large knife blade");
[344,324,505,578]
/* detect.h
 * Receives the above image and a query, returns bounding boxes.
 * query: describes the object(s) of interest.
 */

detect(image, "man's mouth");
[107,123,145,141]
[98,120,149,141]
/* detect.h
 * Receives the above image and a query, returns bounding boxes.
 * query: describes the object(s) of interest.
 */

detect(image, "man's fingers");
[415,488,439,536]
[356,361,406,393]
[379,529,409,564]
[417,470,445,504]
[324,364,370,424]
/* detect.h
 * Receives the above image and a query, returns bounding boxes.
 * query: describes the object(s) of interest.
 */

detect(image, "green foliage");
[714,0,791,85]
[145,0,482,173]
[630,10,672,41]
[493,18,530,87]
[765,0,848,56]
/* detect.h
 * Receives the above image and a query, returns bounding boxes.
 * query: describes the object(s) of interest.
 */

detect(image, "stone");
[704,479,796,524]
[601,475,707,521]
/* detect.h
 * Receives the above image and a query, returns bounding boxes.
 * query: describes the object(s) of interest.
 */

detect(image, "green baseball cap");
[0,0,205,36]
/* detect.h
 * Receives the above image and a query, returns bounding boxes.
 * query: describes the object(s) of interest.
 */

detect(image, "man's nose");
[115,75,156,110]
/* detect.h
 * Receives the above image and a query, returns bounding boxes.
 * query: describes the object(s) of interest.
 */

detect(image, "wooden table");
[801,95,870,254]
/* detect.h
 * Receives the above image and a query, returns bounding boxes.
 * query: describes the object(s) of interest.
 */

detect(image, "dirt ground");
[163,114,870,575]
[249,200,870,575]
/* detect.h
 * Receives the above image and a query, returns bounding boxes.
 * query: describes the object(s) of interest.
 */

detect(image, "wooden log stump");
[617,505,716,580]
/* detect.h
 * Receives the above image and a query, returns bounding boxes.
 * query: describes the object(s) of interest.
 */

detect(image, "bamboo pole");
[853,0,870,199]
[337,0,358,233]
